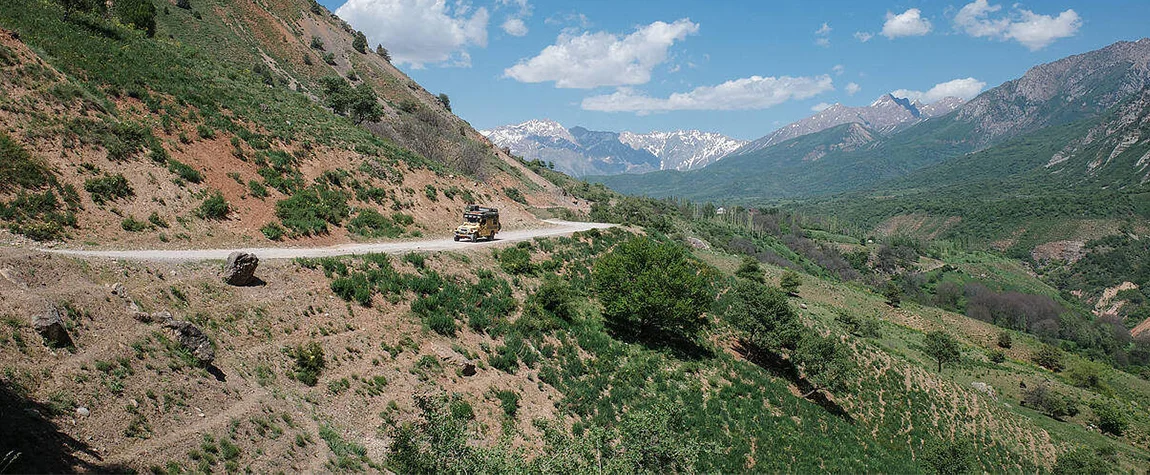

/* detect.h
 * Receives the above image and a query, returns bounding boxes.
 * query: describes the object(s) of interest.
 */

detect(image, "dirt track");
[37,220,614,262]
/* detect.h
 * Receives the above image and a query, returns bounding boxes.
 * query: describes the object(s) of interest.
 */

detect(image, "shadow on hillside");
[734,341,853,423]
[606,324,714,361]
[0,382,132,473]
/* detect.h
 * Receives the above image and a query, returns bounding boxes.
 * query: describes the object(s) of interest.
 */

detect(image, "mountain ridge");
[480,120,746,177]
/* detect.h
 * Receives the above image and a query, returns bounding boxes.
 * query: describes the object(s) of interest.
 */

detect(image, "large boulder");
[162,318,215,365]
[221,252,259,286]
[32,304,73,348]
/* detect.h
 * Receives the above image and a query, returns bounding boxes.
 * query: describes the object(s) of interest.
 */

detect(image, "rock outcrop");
[32,304,72,348]
[162,318,215,365]
[221,252,259,286]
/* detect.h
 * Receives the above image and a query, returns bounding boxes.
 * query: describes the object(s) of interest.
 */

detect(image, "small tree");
[924,331,961,372]
[720,280,802,357]
[1093,401,1128,436]
[113,0,156,36]
[793,334,853,398]
[996,331,1012,349]
[310,35,324,50]
[734,257,764,283]
[921,436,977,475]
[593,238,713,344]
[1032,345,1064,372]
[437,93,451,112]
[779,270,802,296]
[883,282,902,307]
[376,44,391,62]
[352,31,368,53]
[176,0,191,9]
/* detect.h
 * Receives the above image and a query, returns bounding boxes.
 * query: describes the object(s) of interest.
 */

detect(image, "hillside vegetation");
[0,0,570,248]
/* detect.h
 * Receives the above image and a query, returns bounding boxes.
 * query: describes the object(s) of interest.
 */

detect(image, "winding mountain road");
[38,220,614,262]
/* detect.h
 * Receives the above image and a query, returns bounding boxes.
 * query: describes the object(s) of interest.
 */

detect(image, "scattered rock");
[110,282,125,296]
[221,252,260,286]
[799,303,808,309]
[0,267,26,288]
[162,318,215,365]
[32,304,73,348]
[971,381,997,400]
[686,237,711,250]
[75,407,89,417]
[135,311,172,324]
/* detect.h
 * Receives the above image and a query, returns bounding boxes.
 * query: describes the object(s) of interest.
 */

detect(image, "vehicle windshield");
[465,215,481,223]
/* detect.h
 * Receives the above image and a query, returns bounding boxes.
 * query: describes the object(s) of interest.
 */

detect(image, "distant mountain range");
[480,120,745,177]
[595,38,1150,202]
[737,94,963,155]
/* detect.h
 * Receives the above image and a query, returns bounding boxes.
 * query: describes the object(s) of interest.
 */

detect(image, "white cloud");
[892,77,986,103]
[497,0,531,36]
[882,8,932,38]
[337,0,488,68]
[502,18,528,36]
[845,82,861,95]
[811,102,832,112]
[504,19,699,89]
[854,31,874,42]
[832,64,844,75]
[815,22,831,47]
[581,75,834,114]
[954,0,1080,51]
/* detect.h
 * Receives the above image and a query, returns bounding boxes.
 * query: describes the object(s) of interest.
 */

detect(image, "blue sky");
[320,0,1150,140]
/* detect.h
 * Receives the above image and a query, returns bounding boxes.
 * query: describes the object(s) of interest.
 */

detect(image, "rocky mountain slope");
[738,94,962,154]
[481,120,745,176]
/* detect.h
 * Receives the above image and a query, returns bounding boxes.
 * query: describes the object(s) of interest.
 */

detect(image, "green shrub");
[0,131,53,191]
[196,191,230,220]
[310,36,323,50]
[734,257,764,283]
[989,350,1006,364]
[84,174,134,204]
[996,331,1013,349]
[196,124,215,140]
[1022,383,1078,420]
[261,222,286,241]
[167,159,203,183]
[352,31,367,53]
[402,252,426,269]
[347,208,402,238]
[147,211,168,228]
[1053,447,1117,475]
[423,185,438,202]
[247,180,268,198]
[503,187,526,204]
[498,247,533,275]
[275,186,349,236]
[494,389,519,418]
[121,216,150,232]
[290,341,325,386]
[779,270,802,295]
[921,436,976,475]
[391,213,414,226]
[113,0,156,37]
[1092,402,1128,436]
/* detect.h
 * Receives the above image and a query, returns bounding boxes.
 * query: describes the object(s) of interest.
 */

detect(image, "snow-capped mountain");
[480,120,746,177]
[619,130,747,171]
[737,94,964,155]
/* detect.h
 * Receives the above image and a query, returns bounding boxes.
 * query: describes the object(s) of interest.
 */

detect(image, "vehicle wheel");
[471,233,478,242]
[453,235,460,242]
[488,233,496,241]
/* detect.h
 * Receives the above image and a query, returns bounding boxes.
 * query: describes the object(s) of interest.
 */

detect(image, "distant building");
[716,207,727,215]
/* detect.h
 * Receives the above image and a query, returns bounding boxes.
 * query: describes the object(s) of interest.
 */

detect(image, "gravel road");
[39,220,614,262]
